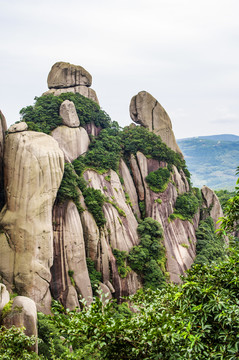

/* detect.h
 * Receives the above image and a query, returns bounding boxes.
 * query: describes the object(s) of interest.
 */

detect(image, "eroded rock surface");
[51,201,92,309]
[51,126,90,162]
[44,62,99,104]
[0,131,64,313]
[201,185,224,230]
[48,62,92,88]
[0,283,10,312]
[83,169,142,297]
[8,122,28,133]
[2,296,38,352]
[60,100,80,127]
[130,91,182,155]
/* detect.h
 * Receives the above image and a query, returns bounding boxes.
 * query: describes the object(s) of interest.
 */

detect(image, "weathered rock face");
[51,126,90,162]
[0,111,7,208]
[130,91,182,155]
[51,201,92,309]
[0,130,64,313]
[82,169,142,298]
[2,296,38,352]
[44,62,99,105]
[48,62,92,88]
[0,283,10,312]
[60,100,80,127]
[44,86,99,105]
[126,151,198,282]
[8,122,28,133]
[201,185,224,230]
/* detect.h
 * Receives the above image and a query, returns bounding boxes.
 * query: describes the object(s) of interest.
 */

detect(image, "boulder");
[51,126,90,162]
[0,131,64,313]
[130,91,182,155]
[8,122,28,133]
[47,62,92,88]
[2,296,38,352]
[201,185,224,230]
[60,100,80,127]
[0,283,10,312]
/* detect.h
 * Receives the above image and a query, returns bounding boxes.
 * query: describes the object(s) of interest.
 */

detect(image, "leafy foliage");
[128,218,166,289]
[169,192,199,221]
[86,258,102,292]
[195,217,226,265]
[83,188,106,228]
[145,167,170,192]
[215,189,236,212]
[218,167,239,235]
[0,326,39,359]
[56,163,83,213]
[20,93,111,134]
[112,249,131,278]
[38,312,66,359]
[122,125,187,172]
[48,248,239,359]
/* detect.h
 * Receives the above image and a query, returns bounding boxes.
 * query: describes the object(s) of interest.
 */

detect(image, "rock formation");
[2,296,38,352]
[0,62,226,322]
[201,185,224,230]
[0,128,64,313]
[130,91,182,155]
[43,61,99,104]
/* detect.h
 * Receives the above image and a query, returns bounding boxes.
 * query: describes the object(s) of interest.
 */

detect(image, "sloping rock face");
[43,62,99,105]
[127,151,199,282]
[130,91,182,155]
[83,169,142,298]
[51,200,92,309]
[51,126,90,162]
[0,111,7,209]
[2,296,38,352]
[201,185,224,230]
[0,130,64,313]
[0,283,10,311]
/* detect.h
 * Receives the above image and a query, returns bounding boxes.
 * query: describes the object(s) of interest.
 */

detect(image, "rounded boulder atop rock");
[47,62,92,89]
[60,100,80,127]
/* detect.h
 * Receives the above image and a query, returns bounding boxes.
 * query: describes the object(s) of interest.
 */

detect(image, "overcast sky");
[1,0,239,139]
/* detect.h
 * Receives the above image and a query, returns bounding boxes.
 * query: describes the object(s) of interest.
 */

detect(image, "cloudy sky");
[1,0,239,139]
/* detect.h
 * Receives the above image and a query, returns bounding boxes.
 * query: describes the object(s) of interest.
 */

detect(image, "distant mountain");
[177,134,239,190]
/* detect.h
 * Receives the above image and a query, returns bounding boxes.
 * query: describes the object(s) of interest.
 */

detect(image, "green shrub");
[83,188,106,228]
[0,325,39,359]
[194,217,226,265]
[128,218,166,289]
[113,249,131,278]
[20,93,111,134]
[56,163,84,213]
[86,258,102,292]
[146,167,170,193]
[174,192,199,220]
[121,125,187,172]
[38,312,66,359]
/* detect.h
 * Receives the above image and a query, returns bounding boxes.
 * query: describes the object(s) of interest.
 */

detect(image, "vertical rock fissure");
[151,100,158,131]
[135,155,147,218]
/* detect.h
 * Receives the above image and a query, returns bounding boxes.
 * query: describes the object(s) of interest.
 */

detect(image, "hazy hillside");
[177,134,239,190]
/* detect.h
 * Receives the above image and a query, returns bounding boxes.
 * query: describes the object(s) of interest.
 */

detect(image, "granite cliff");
[0,63,225,345]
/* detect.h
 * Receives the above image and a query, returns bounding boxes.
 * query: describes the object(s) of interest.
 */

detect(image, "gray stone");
[60,100,80,127]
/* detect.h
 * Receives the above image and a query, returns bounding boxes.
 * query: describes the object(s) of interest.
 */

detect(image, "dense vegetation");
[169,191,199,222]
[128,218,166,289]
[7,246,238,359]
[194,217,226,265]
[145,167,170,192]
[20,93,111,134]
[215,189,237,212]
